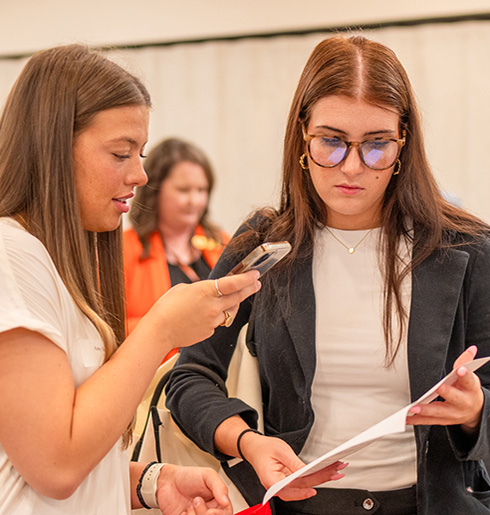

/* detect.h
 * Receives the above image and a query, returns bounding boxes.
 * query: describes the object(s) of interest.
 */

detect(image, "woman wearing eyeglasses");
[166,35,490,514]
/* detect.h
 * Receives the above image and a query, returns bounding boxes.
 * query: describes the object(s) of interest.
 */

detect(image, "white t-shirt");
[0,218,130,515]
[300,227,417,491]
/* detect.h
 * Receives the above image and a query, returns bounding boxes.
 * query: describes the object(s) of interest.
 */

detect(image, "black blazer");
[166,231,490,513]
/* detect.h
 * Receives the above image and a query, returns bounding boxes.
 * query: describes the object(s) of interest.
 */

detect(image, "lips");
[336,184,364,196]
[113,192,134,203]
[112,193,134,214]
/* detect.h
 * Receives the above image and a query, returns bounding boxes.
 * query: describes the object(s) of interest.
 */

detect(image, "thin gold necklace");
[326,227,374,254]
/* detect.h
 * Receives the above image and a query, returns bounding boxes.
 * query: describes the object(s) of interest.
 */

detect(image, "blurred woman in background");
[124,138,229,351]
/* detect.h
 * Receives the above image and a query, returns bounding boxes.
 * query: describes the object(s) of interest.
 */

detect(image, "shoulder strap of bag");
[245,289,259,357]
[132,362,227,462]
[149,362,228,407]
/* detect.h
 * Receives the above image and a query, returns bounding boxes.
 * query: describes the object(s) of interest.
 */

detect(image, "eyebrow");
[107,137,140,146]
[313,124,397,137]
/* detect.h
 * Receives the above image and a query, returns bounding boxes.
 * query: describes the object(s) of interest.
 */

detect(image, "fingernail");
[193,498,201,507]
[221,494,230,505]
[409,406,421,414]
[331,473,346,481]
[458,366,468,376]
[337,462,349,471]
[468,345,478,355]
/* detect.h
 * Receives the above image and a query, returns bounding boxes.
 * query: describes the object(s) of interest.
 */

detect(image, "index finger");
[290,461,348,488]
[201,472,231,510]
[213,271,261,297]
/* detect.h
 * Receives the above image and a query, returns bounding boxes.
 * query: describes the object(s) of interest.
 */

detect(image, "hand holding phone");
[226,241,291,277]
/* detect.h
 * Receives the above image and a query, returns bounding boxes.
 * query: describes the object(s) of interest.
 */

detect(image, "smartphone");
[226,241,292,277]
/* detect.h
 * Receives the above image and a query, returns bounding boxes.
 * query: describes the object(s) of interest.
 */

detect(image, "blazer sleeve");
[446,236,490,460]
[165,227,261,461]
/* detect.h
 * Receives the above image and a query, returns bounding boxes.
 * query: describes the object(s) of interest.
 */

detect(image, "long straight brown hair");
[233,34,489,364]
[0,44,152,443]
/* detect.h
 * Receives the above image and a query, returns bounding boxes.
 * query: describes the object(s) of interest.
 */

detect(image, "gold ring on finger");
[220,310,234,327]
[214,279,224,298]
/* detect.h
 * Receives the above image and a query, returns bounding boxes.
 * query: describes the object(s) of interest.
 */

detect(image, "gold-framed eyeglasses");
[302,127,406,171]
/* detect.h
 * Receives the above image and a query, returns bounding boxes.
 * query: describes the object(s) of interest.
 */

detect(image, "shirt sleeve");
[0,223,66,351]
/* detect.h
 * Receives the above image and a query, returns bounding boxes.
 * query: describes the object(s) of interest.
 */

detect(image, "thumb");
[453,345,478,370]
[279,449,306,474]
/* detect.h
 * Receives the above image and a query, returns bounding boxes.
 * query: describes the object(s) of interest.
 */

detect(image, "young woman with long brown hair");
[166,35,490,514]
[0,44,260,514]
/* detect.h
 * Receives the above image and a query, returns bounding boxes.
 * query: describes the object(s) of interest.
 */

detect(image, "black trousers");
[273,486,417,515]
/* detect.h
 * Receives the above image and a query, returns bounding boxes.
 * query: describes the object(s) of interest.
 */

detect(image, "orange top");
[123,225,229,342]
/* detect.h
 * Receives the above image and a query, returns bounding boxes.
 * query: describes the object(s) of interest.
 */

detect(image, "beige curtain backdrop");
[1,20,489,232]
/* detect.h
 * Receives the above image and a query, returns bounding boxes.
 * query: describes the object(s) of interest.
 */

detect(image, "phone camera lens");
[254,252,271,266]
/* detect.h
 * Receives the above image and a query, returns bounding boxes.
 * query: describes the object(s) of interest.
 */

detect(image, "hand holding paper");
[407,346,486,433]
[236,429,347,503]
[262,355,490,504]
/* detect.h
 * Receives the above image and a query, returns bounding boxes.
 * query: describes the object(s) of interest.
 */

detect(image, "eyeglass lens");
[310,137,399,170]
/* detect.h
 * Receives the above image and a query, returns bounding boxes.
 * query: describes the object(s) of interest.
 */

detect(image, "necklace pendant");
[348,247,355,254]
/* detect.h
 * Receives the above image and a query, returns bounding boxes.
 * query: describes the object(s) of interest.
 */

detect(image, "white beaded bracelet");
[137,462,166,509]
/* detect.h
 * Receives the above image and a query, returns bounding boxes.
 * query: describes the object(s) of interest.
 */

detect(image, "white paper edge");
[262,356,490,504]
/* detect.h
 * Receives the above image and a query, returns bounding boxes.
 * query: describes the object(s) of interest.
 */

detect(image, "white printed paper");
[263,356,490,504]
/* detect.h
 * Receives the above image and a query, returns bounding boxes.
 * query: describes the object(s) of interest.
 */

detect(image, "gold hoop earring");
[393,159,401,176]
[299,154,309,170]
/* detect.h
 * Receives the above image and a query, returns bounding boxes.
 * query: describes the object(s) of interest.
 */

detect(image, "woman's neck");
[159,225,198,265]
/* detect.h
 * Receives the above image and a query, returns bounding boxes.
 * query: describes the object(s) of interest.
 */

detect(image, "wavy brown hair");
[129,137,223,258]
[233,34,489,364]
[0,43,151,443]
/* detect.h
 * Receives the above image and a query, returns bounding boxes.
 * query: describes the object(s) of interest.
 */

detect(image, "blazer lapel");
[408,247,470,402]
[273,258,317,385]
